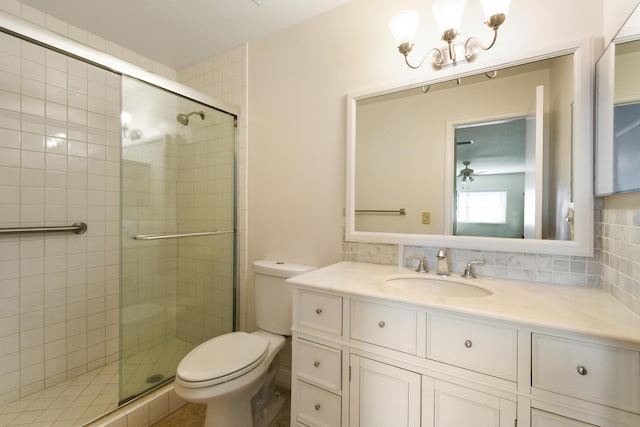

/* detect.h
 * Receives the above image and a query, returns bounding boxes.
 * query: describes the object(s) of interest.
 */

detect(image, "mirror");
[346,41,593,256]
[595,4,640,196]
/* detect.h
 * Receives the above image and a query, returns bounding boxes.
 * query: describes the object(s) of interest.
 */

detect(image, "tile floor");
[0,363,119,427]
[0,338,194,426]
[150,387,291,427]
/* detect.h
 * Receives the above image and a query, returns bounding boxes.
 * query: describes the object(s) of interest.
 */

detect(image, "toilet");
[174,260,315,427]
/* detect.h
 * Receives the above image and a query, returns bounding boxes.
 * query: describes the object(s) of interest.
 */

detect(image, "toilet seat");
[176,332,269,388]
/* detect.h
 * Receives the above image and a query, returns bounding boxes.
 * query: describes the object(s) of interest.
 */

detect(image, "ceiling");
[19,0,353,69]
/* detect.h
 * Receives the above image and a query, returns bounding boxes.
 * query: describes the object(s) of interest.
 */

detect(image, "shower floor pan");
[0,338,193,426]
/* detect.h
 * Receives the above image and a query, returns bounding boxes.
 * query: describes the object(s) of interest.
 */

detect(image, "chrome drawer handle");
[315,308,322,315]
[314,361,320,368]
[577,365,588,376]
[314,403,321,411]
[464,339,472,348]
[378,321,385,328]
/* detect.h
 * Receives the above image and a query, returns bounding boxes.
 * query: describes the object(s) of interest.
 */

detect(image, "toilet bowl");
[174,260,315,427]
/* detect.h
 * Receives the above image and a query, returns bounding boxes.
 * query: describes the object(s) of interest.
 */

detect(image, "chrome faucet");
[461,260,485,278]
[408,255,428,273]
[436,249,449,276]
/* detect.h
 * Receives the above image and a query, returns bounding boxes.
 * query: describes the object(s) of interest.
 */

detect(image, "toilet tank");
[253,260,315,335]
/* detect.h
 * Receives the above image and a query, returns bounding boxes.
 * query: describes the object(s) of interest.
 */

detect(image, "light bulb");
[389,10,420,47]
[432,0,466,39]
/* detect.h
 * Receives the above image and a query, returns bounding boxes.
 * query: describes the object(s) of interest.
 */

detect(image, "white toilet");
[174,260,315,427]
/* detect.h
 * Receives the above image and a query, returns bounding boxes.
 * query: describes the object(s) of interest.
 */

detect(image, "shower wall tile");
[0,35,121,405]
[177,44,249,331]
[0,0,177,80]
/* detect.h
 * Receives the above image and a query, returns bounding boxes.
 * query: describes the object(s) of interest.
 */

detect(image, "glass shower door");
[119,76,236,402]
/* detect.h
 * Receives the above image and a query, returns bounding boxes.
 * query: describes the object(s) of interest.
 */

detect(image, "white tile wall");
[599,205,640,316]
[0,0,177,81]
[0,32,121,404]
[174,109,236,344]
[177,45,248,331]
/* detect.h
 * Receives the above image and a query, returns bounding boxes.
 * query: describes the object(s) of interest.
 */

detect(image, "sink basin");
[385,276,492,298]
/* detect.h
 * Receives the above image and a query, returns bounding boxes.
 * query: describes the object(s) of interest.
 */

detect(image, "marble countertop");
[287,261,640,345]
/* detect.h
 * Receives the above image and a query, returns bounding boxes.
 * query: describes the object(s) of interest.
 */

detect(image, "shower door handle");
[133,229,235,240]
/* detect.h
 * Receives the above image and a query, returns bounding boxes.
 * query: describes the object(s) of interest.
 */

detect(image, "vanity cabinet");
[423,377,516,427]
[529,333,640,427]
[349,356,421,427]
[292,290,344,427]
[289,263,640,427]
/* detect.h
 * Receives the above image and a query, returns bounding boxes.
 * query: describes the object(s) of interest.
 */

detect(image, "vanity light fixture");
[389,0,510,70]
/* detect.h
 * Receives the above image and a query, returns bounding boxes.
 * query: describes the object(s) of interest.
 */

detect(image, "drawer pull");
[576,365,588,376]
[315,308,322,315]
[314,403,321,411]
[378,321,386,328]
[314,361,320,367]
[464,339,473,348]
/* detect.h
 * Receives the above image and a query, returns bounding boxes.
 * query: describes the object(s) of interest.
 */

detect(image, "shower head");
[176,111,205,126]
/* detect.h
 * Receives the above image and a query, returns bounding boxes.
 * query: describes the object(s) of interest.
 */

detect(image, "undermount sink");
[385,275,492,298]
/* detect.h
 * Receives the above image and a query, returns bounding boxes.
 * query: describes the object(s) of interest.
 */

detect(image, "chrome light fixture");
[389,0,510,70]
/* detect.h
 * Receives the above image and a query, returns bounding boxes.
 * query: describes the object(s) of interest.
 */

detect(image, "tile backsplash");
[600,205,640,315]
[343,242,601,287]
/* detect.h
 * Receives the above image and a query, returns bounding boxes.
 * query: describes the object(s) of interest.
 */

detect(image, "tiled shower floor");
[0,362,119,426]
[0,338,194,426]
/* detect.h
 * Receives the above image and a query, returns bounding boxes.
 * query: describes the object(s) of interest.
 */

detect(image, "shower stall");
[0,20,237,425]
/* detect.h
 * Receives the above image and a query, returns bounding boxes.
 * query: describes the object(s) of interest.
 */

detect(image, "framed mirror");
[346,40,593,256]
[595,3,640,196]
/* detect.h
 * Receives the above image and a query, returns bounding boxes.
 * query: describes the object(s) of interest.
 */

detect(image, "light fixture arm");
[398,42,445,70]
[463,13,505,61]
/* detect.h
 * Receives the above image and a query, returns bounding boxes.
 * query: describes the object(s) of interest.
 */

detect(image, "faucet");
[461,260,485,278]
[436,249,449,276]
[408,255,428,273]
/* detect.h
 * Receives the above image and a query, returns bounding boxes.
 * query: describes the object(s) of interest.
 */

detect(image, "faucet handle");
[461,260,485,278]
[408,255,429,273]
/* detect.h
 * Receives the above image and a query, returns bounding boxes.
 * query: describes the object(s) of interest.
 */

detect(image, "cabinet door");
[422,378,517,427]
[531,409,599,427]
[349,355,421,427]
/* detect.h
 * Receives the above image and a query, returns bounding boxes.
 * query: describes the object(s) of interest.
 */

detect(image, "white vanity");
[288,261,640,427]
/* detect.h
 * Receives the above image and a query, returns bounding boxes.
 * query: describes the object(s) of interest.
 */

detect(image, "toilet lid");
[177,332,268,386]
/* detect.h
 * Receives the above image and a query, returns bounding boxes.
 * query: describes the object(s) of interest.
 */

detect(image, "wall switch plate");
[422,211,430,224]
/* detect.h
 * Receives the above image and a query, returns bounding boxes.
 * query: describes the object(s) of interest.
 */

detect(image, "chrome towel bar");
[0,222,87,235]
[355,209,406,215]
[133,229,235,240]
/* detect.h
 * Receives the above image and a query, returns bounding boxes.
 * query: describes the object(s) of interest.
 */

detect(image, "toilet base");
[252,392,285,427]
[204,397,253,427]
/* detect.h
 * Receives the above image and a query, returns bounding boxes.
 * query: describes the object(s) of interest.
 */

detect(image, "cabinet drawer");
[297,339,342,393]
[351,299,417,355]
[531,409,598,427]
[296,380,341,427]
[427,313,517,380]
[298,291,342,336]
[532,334,640,414]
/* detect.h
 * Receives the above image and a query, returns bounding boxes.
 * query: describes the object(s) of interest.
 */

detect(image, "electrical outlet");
[422,211,430,224]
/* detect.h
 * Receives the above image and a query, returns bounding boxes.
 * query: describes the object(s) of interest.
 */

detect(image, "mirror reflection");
[596,38,640,195]
[354,53,575,241]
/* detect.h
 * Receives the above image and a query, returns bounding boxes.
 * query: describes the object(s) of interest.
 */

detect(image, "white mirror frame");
[595,3,640,196]
[346,39,593,257]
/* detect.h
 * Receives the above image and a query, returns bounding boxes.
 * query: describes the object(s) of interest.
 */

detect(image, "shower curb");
[85,383,186,427]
